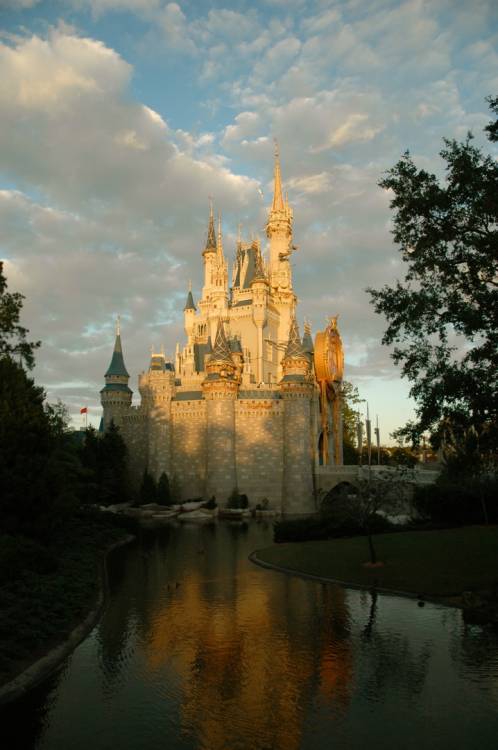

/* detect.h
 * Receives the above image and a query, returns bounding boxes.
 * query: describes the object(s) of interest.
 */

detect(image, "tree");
[341,381,364,464]
[78,422,129,506]
[353,466,414,564]
[157,472,171,506]
[0,261,40,369]
[139,470,157,505]
[0,358,78,539]
[368,97,498,449]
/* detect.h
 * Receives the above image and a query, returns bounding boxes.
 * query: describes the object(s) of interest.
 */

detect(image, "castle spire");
[204,198,217,254]
[302,319,314,359]
[211,319,233,364]
[105,319,129,377]
[184,281,196,311]
[283,316,305,360]
[217,210,223,258]
[272,139,285,212]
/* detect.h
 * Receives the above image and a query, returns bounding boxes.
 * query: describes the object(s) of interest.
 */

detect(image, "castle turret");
[266,142,294,291]
[202,319,239,503]
[201,202,217,300]
[302,320,314,362]
[280,317,315,515]
[251,246,269,383]
[138,348,175,480]
[184,281,196,343]
[100,317,132,430]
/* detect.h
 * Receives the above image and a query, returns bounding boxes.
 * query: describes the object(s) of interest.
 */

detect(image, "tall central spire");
[272,139,285,212]
[204,198,217,254]
[217,210,223,259]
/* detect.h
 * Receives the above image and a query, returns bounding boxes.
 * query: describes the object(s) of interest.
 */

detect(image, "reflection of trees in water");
[358,592,431,699]
[449,620,498,690]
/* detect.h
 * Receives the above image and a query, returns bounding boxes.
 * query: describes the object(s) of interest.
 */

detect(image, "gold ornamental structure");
[314,316,344,466]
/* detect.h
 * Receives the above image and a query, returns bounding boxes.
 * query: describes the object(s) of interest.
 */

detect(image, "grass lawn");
[255,526,498,599]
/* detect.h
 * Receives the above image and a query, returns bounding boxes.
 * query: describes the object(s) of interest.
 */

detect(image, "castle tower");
[100,317,132,430]
[199,202,228,336]
[280,317,315,515]
[265,143,296,380]
[202,319,239,503]
[138,349,175,480]
[184,282,196,342]
[266,142,294,292]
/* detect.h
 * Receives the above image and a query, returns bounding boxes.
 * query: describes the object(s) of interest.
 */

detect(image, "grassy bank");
[0,510,135,687]
[255,526,498,599]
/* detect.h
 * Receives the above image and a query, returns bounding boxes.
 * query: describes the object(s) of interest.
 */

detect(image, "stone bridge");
[313,464,441,503]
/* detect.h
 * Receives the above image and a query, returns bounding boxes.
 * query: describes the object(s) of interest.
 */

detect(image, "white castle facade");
[100,151,344,514]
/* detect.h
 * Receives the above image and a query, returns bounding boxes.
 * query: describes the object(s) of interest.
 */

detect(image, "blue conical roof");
[105,333,129,378]
[184,289,196,311]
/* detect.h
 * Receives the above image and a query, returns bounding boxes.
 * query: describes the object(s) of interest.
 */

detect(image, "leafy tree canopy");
[0,261,40,369]
[368,97,498,448]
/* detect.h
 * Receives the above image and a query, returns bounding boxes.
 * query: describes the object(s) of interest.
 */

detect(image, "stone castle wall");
[235,399,284,508]
[281,393,316,515]
[114,390,319,511]
[171,399,207,501]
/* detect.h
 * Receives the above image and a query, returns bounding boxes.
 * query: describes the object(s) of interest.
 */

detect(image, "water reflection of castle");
[103,525,353,750]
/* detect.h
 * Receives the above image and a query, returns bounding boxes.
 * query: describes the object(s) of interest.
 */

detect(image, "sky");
[1,0,497,440]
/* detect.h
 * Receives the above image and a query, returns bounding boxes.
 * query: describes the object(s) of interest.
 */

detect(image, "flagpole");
[366,403,372,483]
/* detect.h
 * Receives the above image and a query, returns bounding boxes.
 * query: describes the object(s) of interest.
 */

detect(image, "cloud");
[0,29,262,422]
[1,0,496,438]
[0,0,41,8]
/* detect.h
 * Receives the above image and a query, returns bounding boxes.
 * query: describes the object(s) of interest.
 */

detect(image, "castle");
[100,149,344,514]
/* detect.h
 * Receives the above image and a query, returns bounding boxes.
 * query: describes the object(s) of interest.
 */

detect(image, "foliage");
[341,381,364,462]
[368,97,498,448]
[0,261,40,369]
[78,422,130,506]
[387,446,418,467]
[352,467,414,563]
[0,509,132,683]
[274,488,395,544]
[414,476,498,526]
[226,488,249,509]
[156,472,171,506]
[0,357,79,540]
[139,470,157,505]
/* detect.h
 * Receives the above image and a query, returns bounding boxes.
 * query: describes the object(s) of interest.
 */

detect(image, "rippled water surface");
[4,521,498,750]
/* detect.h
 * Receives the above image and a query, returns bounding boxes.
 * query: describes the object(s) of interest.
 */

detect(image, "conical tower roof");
[283,317,306,360]
[211,319,233,364]
[203,201,217,254]
[184,286,196,311]
[302,321,314,357]
[105,326,129,378]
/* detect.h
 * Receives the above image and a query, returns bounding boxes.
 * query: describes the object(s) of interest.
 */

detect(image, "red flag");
[80,407,88,414]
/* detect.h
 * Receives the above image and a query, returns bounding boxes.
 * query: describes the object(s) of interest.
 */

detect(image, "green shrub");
[157,472,171,506]
[226,488,249,509]
[274,503,393,543]
[414,477,498,526]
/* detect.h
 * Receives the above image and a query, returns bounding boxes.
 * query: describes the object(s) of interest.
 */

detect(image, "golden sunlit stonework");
[100,149,344,514]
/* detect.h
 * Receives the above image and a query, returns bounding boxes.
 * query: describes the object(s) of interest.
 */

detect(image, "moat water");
[4,521,498,750]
